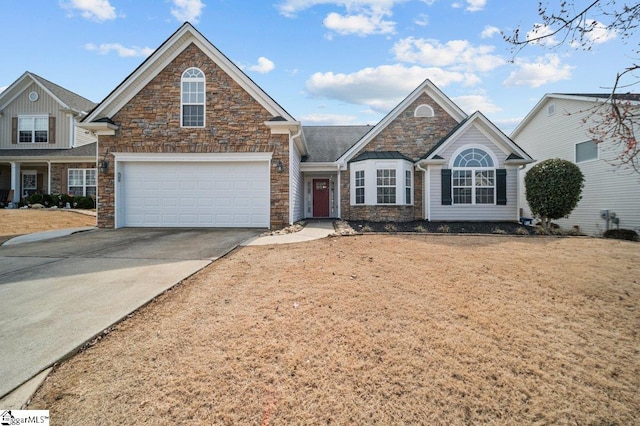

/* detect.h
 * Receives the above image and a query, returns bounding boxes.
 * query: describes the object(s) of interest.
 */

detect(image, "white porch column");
[10,162,20,203]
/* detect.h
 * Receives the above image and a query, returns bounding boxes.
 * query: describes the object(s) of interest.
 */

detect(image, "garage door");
[121,161,270,227]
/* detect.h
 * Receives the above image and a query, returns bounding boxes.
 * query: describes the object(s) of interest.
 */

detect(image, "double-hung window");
[376,169,396,204]
[355,170,365,204]
[452,148,495,205]
[18,115,48,143]
[68,169,97,197]
[405,170,412,204]
[181,67,205,127]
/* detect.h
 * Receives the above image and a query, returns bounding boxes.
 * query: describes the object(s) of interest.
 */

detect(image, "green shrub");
[525,159,584,231]
[603,229,639,242]
[437,224,450,233]
[73,196,95,209]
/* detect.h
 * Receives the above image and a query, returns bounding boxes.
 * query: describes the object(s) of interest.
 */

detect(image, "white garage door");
[121,161,270,227]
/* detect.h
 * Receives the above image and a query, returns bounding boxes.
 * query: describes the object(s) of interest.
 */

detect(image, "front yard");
[0,209,96,244]
[29,234,639,424]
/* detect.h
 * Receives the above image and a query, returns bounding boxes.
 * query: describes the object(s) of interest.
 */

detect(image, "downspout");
[336,163,341,219]
[517,164,527,222]
[415,161,428,220]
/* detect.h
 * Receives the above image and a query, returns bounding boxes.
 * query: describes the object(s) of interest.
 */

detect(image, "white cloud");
[452,94,501,114]
[324,11,395,35]
[481,25,500,39]
[85,43,154,57]
[526,23,559,46]
[306,64,475,113]
[465,0,486,12]
[170,0,205,23]
[248,57,276,74]
[299,113,360,125]
[582,19,617,44]
[59,0,117,22]
[414,13,429,26]
[392,37,505,72]
[504,54,573,88]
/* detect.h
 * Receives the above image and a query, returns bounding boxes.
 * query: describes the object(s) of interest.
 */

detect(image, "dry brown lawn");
[28,235,639,425]
[0,209,96,243]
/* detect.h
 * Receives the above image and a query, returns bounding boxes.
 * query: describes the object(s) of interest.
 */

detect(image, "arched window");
[181,67,205,127]
[414,104,434,118]
[452,147,495,204]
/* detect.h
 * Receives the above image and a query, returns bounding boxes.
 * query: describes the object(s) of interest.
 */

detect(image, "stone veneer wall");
[50,162,96,195]
[340,92,457,222]
[97,43,290,228]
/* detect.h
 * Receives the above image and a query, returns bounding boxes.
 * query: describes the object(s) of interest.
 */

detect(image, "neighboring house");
[0,72,97,204]
[512,94,640,236]
[81,22,533,229]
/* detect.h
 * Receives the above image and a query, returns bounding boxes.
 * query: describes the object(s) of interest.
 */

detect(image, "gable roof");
[84,22,295,123]
[336,79,467,164]
[0,142,96,160]
[421,111,533,164]
[510,92,640,138]
[302,125,372,162]
[0,71,96,115]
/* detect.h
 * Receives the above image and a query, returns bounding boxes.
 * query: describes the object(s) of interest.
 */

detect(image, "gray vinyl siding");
[290,140,304,223]
[0,82,72,149]
[514,97,640,236]
[429,126,519,221]
[74,124,98,147]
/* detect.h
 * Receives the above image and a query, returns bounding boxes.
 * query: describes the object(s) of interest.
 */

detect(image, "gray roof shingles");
[0,142,96,158]
[302,125,373,162]
[30,72,97,113]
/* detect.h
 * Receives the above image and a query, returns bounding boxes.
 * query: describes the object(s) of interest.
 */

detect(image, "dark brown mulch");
[348,220,535,235]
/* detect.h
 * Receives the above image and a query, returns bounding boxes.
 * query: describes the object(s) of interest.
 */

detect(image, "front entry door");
[313,179,330,217]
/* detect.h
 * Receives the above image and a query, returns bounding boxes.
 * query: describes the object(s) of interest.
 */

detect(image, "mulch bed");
[348,220,535,235]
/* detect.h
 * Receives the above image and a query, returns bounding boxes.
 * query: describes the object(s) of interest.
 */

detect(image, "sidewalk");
[241,220,335,246]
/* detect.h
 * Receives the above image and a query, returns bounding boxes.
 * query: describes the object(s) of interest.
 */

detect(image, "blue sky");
[0,0,630,133]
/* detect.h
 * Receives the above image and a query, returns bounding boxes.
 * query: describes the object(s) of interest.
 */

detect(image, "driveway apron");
[0,228,260,400]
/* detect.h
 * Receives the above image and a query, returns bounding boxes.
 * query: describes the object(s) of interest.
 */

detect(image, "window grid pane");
[355,170,365,204]
[405,170,412,204]
[18,116,49,143]
[376,169,396,204]
[181,68,205,127]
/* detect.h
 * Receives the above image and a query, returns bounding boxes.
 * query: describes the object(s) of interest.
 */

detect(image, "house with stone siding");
[0,72,97,205]
[81,22,532,229]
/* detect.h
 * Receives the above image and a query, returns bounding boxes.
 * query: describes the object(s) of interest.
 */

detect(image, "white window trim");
[350,159,413,206]
[180,67,206,128]
[354,169,365,204]
[22,170,37,196]
[449,145,498,206]
[68,168,97,197]
[405,169,413,205]
[575,140,599,163]
[18,114,49,143]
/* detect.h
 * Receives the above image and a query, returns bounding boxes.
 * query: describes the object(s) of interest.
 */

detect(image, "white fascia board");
[300,162,339,172]
[113,152,273,162]
[78,122,118,135]
[264,120,301,134]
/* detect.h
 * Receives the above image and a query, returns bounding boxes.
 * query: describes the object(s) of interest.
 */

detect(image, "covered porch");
[301,164,340,219]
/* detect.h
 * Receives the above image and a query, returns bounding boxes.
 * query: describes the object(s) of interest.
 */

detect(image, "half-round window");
[414,104,434,118]
[453,148,494,168]
[181,67,205,127]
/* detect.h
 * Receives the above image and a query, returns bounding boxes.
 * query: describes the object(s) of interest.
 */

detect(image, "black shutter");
[441,168,452,205]
[496,168,507,205]
[48,117,56,144]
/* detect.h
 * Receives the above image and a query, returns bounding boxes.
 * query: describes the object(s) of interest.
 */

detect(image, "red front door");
[313,179,330,217]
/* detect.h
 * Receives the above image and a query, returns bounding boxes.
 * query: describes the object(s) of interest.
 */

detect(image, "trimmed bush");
[525,159,584,231]
[603,229,639,242]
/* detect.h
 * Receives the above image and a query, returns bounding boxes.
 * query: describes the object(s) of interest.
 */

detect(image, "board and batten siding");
[514,97,640,236]
[290,139,304,223]
[0,82,73,149]
[429,126,519,221]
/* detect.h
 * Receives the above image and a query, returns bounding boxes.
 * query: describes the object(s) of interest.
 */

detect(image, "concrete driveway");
[0,227,261,400]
